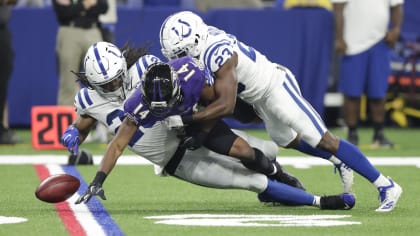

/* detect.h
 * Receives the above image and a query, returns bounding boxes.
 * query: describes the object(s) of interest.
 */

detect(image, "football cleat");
[376,178,402,212]
[270,161,305,190]
[334,162,354,193]
[320,193,356,210]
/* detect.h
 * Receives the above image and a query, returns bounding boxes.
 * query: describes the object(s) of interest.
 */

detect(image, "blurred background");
[4,0,420,130]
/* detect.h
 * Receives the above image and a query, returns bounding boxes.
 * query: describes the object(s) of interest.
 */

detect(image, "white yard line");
[1,155,420,168]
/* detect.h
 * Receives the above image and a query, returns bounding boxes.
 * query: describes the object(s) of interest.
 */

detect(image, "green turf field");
[0,128,419,236]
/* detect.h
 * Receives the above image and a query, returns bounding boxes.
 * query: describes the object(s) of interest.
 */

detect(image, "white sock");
[373,174,392,188]
[328,156,342,165]
[313,196,321,207]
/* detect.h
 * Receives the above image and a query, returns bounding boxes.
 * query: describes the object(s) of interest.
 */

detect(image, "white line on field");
[1,155,420,168]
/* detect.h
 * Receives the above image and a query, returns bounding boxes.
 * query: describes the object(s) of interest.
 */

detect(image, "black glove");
[75,171,107,204]
[179,127,208,150]
[180,135,202,150]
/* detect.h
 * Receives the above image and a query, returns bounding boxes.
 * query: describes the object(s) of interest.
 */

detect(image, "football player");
[64,41,355,210]
[159,11,402,212]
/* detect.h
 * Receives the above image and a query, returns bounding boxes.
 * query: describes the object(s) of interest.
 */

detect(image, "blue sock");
[295,140,332,160]
[260,179,314,205]
[335,139,380,182]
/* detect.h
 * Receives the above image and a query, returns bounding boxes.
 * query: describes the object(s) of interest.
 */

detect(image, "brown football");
[35,174,80,203]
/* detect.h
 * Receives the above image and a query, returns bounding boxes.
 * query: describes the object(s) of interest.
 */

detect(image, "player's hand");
[61,126,80,155]
[75,183,106,204]
[385,27,400,48]
[164,115,184,129]
[334,38,347,55]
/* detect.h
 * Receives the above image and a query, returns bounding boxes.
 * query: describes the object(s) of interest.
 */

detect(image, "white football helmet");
[159,11,208,59]
[83,42,129,102]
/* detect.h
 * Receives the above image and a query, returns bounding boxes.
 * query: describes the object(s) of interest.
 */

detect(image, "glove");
[180,136,202,150]
[164,115,184,129]
[61,126,80,155]
[75,183,107,204]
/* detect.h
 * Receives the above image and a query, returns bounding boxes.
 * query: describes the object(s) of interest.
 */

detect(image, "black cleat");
[270,161,305,190]
[320,193,356,210]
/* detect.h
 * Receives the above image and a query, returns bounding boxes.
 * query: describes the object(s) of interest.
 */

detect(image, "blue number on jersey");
[238,41,256,62]
[106,109,144,147]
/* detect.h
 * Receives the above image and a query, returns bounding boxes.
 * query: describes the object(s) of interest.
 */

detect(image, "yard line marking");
[6,155,420,168]
[145,214,362,227]
[62,165,125,236]
[35,164,88,236]
[34,164,124,236]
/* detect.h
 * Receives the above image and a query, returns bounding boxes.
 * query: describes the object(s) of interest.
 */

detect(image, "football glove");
[164,115,184,129]
[61,125,80,155]
[75,183,106,204]
[180,135,202,150]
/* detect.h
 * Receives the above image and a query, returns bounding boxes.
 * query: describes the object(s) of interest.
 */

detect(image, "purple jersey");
[124,56,214,127]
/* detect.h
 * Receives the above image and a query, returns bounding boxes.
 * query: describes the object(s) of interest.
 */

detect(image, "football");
[35,174,80,203]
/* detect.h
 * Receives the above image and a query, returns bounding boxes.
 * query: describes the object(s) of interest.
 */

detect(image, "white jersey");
[74,54,180,167]
[198,26,327,147]
[200,26,281,103]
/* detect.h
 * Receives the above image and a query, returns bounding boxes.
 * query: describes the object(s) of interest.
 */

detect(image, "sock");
[348,126,357,135]
[372,122,384,139]
[313,196,321,207]
[260,179,314,206]
[329,156,342,165]
[295,140,332,160]
[373,174,392,188]
[335,139,380,182]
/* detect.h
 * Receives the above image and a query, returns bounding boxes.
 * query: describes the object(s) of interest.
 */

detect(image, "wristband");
[92,171,107,185]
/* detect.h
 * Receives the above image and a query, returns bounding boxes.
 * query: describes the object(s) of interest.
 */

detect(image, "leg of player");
[261,70,401,212]
[318,131,402,212]
[259,179,355,210]
[287,135,354,193]
[203,120,305,190]
[172,147,355,210]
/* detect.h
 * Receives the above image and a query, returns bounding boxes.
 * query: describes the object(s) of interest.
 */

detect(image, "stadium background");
[6,0,420,129]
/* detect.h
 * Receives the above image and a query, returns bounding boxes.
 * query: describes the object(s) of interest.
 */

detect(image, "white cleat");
[376,178,403,212]
[334,162,354,193]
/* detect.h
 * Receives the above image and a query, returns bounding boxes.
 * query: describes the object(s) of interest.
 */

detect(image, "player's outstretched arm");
[75,117,138,204]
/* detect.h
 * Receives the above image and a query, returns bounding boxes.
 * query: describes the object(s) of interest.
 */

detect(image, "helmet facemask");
[141,63,183,117]
[91,67,128,102]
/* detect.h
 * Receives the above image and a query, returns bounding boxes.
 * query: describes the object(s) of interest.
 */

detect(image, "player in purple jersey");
[72,43,355,209]
[115,55,303,189]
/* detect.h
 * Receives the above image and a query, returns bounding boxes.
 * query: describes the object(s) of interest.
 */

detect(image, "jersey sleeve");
[202,39,234,73]
[74,88,94,116]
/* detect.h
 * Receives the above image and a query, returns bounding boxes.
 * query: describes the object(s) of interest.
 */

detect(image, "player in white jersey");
[62,41,355,209]
[159,11,402,212]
